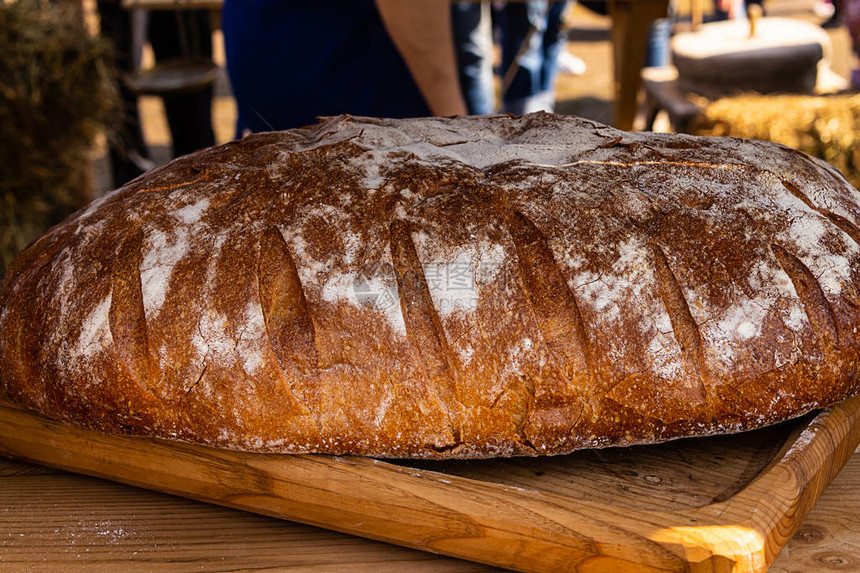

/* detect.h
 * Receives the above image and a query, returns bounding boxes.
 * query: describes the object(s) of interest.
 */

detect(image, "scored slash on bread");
[1,112,859,459]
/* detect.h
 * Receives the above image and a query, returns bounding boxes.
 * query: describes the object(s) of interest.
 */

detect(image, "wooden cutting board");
[1,394,859,573]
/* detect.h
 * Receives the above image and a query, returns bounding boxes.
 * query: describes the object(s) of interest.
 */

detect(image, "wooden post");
[609,0,670,130]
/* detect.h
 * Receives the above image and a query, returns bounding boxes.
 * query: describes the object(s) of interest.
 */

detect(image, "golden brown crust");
[2,112,860,458]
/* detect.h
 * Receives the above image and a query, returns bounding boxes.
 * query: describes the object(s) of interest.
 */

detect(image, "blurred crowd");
[87,0,860,189]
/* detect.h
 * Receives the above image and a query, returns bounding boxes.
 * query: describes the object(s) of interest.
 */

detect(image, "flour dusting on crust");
[75,294,113,360]
[2,112,860,459]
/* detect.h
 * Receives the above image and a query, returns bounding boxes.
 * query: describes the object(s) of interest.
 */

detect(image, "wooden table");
[121,0,667,131]
[1,449,859,571]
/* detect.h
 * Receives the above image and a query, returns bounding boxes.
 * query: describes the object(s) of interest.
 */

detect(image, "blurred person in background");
[451,1,495,115]
[450,1,578,116]
[497,1,570,114]
[222,0,467,134]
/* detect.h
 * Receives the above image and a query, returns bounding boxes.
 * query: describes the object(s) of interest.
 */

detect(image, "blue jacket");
[222,0,431,133]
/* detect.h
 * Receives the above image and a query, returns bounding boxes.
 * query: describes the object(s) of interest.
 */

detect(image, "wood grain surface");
[0,458,497,572]
[1,395,860,572]
[770,450,860,573]
[2,452,860,572]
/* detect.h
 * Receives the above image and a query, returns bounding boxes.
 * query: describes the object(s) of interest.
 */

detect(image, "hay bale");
[0,0,118,276]
[689,92,860,190]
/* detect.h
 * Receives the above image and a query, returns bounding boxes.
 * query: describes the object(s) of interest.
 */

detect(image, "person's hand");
[376,0,468,117]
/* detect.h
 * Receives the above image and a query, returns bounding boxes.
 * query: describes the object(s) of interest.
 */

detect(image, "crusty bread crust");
[2,113,860,458]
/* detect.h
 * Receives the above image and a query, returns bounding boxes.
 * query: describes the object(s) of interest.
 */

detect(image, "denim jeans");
[451,1,495,115]
[499,1,568,114]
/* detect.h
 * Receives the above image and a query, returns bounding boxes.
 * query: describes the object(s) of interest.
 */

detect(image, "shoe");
[557,51,587,76]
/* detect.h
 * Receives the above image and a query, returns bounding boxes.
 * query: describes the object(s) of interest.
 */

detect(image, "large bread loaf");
[2,113,860,458]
